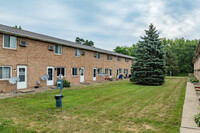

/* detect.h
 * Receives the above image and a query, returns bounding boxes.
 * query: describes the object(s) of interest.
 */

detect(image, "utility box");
[54,95,63,108]
[55,79,64,111]
[57,79,63,89]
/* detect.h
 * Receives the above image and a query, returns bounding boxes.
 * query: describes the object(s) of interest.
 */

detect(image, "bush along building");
[193,41,200,80]
[0,24,134,93]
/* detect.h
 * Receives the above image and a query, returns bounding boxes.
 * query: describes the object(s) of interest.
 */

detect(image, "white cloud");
[0,0,200,51]
[97,0,200,41]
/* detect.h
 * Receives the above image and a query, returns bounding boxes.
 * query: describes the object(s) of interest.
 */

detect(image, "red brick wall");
[0,34,132,92]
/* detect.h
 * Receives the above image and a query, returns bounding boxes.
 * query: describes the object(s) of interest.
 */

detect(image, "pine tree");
[130,24,165,85]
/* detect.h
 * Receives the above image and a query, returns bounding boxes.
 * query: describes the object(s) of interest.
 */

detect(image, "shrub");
[108,78,113,81]
[63,79,70,87]
[190,74,199,83]
[195,113,200,127]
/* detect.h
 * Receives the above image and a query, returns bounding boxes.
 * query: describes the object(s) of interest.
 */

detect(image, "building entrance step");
[48,86,57,89]
[18,89,35,93]
[80,82,90,85]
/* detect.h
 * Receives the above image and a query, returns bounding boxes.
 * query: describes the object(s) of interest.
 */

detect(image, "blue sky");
[0,0,200,50]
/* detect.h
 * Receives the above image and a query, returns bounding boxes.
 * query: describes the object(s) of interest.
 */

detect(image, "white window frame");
[119,68,122,73]
[55,45,62,55]
[117,57,121,62]
[0,66,12,80]
[124,69,126,73]
[97,53,101,60]
[107,55,110,61]
[56,67,66,77]
[125,58,128,62]
[105,68,109,75]
[3,34,17,50]
[75,48,80,57]
[97,68,102,75]
[71,67,79,76]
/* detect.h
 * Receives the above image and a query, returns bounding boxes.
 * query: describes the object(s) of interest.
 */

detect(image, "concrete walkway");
[180,82,200,133]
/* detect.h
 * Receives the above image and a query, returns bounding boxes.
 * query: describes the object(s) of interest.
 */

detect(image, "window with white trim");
[107,55,110,60]
[75,48,80,57]
[3,35,17,49]
[117,57,121,62]
[56,67,65,77]
[125,58,128,62]
[119,69,122,73]
[124,69,128,74]
[0,66,12,79]
[72,68,78,76]
[97,68,102,74]
[55,45,62,55]
[105,68,108,74]
[97,53,101,59]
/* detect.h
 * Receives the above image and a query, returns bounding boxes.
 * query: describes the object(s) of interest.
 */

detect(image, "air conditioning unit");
[94,53,97,57]
[48,45,54,51]
[81,51,85,56]
[19,40,28,47]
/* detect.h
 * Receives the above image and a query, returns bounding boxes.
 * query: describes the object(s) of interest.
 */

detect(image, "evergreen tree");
[130,24,165,85]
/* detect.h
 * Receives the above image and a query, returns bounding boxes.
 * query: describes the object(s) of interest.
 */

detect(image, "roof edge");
[0,24,134,59]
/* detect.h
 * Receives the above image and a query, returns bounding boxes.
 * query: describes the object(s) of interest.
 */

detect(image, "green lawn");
[0,77,186,133]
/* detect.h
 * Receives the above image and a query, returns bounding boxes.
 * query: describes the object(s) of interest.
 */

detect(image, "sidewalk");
[180,82,200,133]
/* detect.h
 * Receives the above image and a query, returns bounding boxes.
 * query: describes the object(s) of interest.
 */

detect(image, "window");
[55,45,62,55]
[0,66,12,80]
[75,48,80,57]
[97,68,102,74]
[119,69,122,73]
[117,57,121,62]
[56,67,65,77]
[125,58,128,62]
[124,69,128,74]
[105,68,108,74]
[107,55,110,60]
[72,68,78,76]
[97,53,101,59]
[3,35,17,49]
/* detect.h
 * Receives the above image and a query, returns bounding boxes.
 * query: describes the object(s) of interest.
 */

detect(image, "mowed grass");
[0,77,186,133]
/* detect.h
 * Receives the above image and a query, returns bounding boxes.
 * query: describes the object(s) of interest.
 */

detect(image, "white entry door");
[93,68,96,81]
[47,66,54,86]
[80,67,84,82]
[17,66,27,89]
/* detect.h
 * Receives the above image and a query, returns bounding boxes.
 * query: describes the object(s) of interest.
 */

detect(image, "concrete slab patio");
[180,81,200,133]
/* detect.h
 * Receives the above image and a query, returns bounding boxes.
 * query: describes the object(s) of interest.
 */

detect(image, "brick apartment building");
[0,24,134,93]
[193,41,200,80]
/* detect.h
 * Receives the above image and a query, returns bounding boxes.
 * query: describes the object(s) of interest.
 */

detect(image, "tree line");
[114,38,199,76]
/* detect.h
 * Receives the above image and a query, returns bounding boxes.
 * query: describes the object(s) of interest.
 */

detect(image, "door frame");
[109,68,112,78]
[116,68,119,78]
[93,68,97,81]
[17,65,27,89]
[80,67,84,82]
[47,66,54,86]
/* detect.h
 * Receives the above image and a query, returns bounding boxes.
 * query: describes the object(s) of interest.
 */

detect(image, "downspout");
[114,56,116,78]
